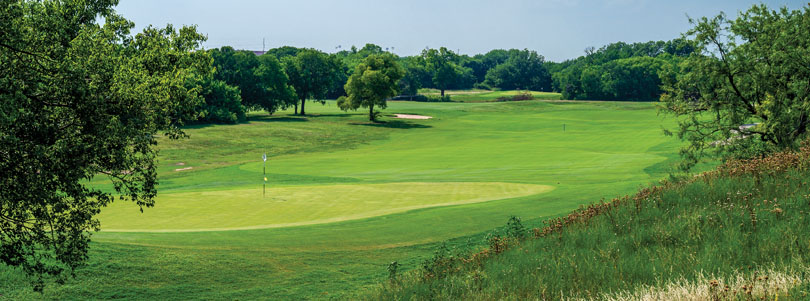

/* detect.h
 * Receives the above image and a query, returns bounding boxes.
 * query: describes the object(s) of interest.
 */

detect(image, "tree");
[0,0,209,289]
[198,77,245,123]
[422,47,470,96]
[600,56,670,101]
[465,49,510,84]
[397,60,429,98]
[264,45,305,59]
[210,47,296,115]
[282,50,343,115]
[253,55,298,114]
[337,53,405,121]
[660,4,810,170]
[484,49,552,91]
[334,43,386,71]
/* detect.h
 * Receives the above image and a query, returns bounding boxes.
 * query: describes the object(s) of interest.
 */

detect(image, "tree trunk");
[441,89,445,97]
[300,98,306,116]
[369,104,375,121]
[294,104,298,115]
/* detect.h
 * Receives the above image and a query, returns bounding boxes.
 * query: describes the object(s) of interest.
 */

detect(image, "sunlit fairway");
[2,98,682,299]
[99,182,552,231]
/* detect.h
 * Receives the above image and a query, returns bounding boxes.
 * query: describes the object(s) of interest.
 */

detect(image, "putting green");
[99,182,553,232]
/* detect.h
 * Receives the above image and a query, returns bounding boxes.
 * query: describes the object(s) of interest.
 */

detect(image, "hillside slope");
[371,144,810,300]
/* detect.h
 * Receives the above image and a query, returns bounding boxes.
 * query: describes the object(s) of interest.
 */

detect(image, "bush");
[390,95,452,102]
[390,95,428,101]
[198,78,247,123]
[426,95,452,102]
[495,92,534,102]
[473,82,492,90]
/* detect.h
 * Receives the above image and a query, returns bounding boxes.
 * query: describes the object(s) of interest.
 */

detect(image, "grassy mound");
[371,145,810,300]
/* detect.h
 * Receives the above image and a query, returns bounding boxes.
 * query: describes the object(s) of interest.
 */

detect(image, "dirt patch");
[174,167,193,172]
[393,114,433,120]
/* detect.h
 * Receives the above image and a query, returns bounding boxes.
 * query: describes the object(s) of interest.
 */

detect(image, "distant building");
[251,50,266,56]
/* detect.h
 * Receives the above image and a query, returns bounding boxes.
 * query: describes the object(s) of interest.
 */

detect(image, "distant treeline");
[548,39,695,101]
[196,39,693,123]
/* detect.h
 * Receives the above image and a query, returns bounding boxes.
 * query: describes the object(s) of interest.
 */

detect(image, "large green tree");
[0,0,209,289]
[337,53,404,121]
[282,49,343,115]
[210,47,297,116]
[484,49,552,91]
[661,4,810,170]
[422,47,472,96]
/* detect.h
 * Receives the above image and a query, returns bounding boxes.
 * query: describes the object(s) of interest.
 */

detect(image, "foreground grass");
[1,99,680,299]
[371,145,810,300]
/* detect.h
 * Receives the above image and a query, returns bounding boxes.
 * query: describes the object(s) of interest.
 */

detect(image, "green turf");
[99,182,552,231]
[0,97,683,300]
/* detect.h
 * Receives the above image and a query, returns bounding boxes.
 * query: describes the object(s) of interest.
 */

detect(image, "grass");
[0,96,682,299]
[99,182,552,231]
[416,89,562,102]
[370,144,810,300]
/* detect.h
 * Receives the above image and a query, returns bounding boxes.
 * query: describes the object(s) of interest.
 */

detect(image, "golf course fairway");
[1,99,684,299]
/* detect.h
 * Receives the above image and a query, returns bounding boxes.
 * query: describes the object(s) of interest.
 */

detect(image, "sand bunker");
[394,114,433,120]
[174,167,193,172]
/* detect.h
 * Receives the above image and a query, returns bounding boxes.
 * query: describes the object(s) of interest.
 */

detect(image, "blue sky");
[115,0,806,61]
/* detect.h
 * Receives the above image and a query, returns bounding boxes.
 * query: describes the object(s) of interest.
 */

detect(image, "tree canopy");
[552,39,694,101]
[337,53,404,121]
[209,47,297,117]
[0,0,209,289]
[281,49,344,115]
[197,77,245,123]
[484,49,552,91]
[421,47,474,96]
[661,4,810,170]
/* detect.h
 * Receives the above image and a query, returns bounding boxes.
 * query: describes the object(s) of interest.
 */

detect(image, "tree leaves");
[0,0,209,289]
[661,4,810,170]
[338,53,404,121]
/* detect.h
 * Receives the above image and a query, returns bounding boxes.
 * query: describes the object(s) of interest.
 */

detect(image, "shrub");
[473,82,492,90]
[390,95,452,102]
[495,92,534,102]
[425,95,453,102]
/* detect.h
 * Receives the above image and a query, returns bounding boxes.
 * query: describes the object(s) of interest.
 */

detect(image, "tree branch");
[710,36,764,120]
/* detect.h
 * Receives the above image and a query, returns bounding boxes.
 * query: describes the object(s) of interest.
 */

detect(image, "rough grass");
[369,144,810,300]
[594,267,807,301]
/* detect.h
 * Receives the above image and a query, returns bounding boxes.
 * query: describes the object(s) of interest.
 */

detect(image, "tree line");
[196,44,563,123]
[549,39,695,101]
[198,39,699,125]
